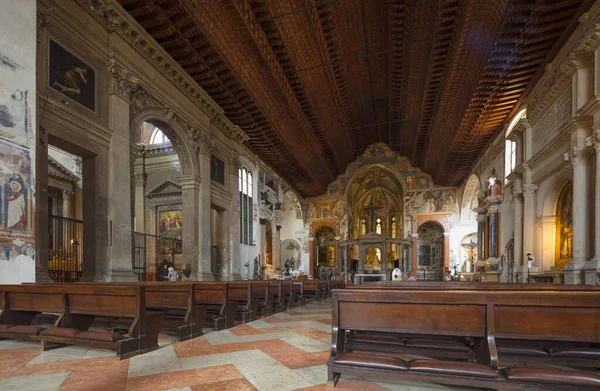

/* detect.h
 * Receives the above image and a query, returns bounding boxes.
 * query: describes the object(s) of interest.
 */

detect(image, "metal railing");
[48,215,83,282]
[133,232,182,281]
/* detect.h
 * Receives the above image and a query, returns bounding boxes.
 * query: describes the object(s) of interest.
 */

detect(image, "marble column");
[520,181,538,282]
[179,176,201,279]
[585,127,600,284]
[512,183,524,279]
[103,60,138,282]
[273,226,281,271]
[229,154,241,280]
[476,214,485,261]
[564,145,590,284]
[308,237,315,277]
[197,134,214,280]
[335,238,341,273]
[443,233,450,270]
[259,219,267,278]
[411,234,418,273]
[134,173,146,233]
[489,206,498,258]
[62,189,74,219]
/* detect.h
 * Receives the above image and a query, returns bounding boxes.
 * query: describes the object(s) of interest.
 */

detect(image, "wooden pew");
[350,281,600,366]
[280,280,294,308]
[252,281,273,317]
[302,280,321,302]
[0,284,163,359]
[327,287,600,390]
[27,282,205,342]
[227,281,258,323]
[194,282,237,330]
[268,280,286,313]
[292,280,305,306]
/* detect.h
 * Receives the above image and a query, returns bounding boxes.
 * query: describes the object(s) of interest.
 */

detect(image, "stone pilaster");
[563,145,590,284]
[519,182,538,282]
[512,181,524,279]
[102,59,138,282]
[197,132,214,280]
[180,176,201,280]
[475,212,486,261]
[229,154,241,280]
[585,126,600,284]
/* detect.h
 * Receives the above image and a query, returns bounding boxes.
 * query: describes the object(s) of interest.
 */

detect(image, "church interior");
[1,0,599,390]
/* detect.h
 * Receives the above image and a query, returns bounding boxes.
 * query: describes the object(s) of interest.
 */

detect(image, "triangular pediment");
[48,156,79,183]
[146,180,182,198]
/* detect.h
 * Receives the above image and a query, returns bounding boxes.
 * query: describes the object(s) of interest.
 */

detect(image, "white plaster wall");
[0,0,36,283]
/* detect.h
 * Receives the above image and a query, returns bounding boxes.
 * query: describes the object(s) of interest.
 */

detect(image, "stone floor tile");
[229,324,265,336]
[0,340,40,350]
[28,346,90,364]
[234,357,314,391]
[11,359,80,378]
[0,372,70,391]
[125,365,243,391]
[165,388,192,391]
[293,365,328,385]
[190,378,257,391]
[127,344,182,378]
[0,347,42,378]
[179,349,269,370]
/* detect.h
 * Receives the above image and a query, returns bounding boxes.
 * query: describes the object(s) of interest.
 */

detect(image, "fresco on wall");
[49,40,95,111]
[406,190,457,215]
[556,184,573,268]
[0,0,36,283]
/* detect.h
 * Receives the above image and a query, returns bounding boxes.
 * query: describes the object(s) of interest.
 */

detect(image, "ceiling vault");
[118,0,594,197]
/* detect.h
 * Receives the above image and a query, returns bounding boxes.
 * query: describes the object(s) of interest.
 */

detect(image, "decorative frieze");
[107,59,138,102]
[532,87,572,155]
[229,155,241,175]
[134,173,147,187]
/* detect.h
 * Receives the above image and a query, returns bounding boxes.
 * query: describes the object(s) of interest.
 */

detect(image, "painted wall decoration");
[158,209,183,239]
[556,183,573,268]
[406,190,457,215]
[210,154,225,185]
[0,0,36,283]
[49,40,95,111]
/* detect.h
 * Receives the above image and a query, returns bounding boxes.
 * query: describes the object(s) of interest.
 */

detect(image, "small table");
[354,273,387,285]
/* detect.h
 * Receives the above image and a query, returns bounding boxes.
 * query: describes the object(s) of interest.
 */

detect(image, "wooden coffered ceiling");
[118,0,594,197]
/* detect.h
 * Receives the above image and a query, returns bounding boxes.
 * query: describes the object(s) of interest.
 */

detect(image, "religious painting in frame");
[158,207,182,240]
[0,140,32,236]
[48,40,96,111]
[555,183,573,268]
[210,154,225,185]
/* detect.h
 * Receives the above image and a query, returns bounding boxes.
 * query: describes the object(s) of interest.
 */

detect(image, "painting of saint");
[4,174,26,231]
[49,40,95,111]
[159,210,183,239]
[556,184,573,267]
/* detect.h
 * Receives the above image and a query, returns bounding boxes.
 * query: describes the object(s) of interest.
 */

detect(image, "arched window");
[239,168,253,245]
[150,127,170,144]
[391,216,396,238]
[376,218,382,234]
[360,218,367,235]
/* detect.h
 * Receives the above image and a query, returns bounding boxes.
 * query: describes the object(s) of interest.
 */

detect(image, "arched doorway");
[314,226,335,279]
[417,221,444,280]
[459,233,477,273]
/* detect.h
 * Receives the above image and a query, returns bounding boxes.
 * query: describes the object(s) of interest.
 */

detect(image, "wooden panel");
[228,286,249,301]
[339,302,485,337]
[146,291,186,308]
[9,292,64,312]
[195,287,226,302]
[69,294,137,317]
[495,306,600,342]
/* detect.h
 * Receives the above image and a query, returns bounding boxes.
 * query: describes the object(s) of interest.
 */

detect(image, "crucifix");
[364,201,381,233]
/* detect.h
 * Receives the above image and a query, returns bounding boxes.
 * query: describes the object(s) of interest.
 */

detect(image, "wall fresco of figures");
[0,1,36,283]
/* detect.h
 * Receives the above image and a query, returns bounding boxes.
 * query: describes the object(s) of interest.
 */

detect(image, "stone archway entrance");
[417,221,444,280]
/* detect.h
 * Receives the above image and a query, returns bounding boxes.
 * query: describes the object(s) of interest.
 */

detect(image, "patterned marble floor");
[0,300,477,391]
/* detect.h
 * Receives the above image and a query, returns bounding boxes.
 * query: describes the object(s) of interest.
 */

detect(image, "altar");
[354,273,387,285]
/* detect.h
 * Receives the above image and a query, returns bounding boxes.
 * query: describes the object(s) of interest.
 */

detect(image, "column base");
[514,266,539,283]
[96,268,139,282]
[35,266,54,283]
[584,258,600,285]
[563,258,586,285]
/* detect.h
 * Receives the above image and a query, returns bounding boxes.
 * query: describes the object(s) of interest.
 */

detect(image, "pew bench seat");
[328,352,600,390]
[0,325,47,339]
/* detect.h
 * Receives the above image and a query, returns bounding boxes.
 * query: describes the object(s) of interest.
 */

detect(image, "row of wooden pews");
[0,279,340,359]
[327,281,600,390]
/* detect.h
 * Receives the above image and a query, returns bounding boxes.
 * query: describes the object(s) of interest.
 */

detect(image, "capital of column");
[564,145,590,167]
[107,59,138,102]
[62,189,74,199]
[585,128,600,153]
[134,172,147,187]
[476,214,486,223]
[522,183,538,198]
[178,176,201,191]
[229,154,241,175]
[567,51,594,70]
[488,204,500,214]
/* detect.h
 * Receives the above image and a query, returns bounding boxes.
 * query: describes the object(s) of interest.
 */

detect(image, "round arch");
[130,107,199,178]
[342,163,408,202]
